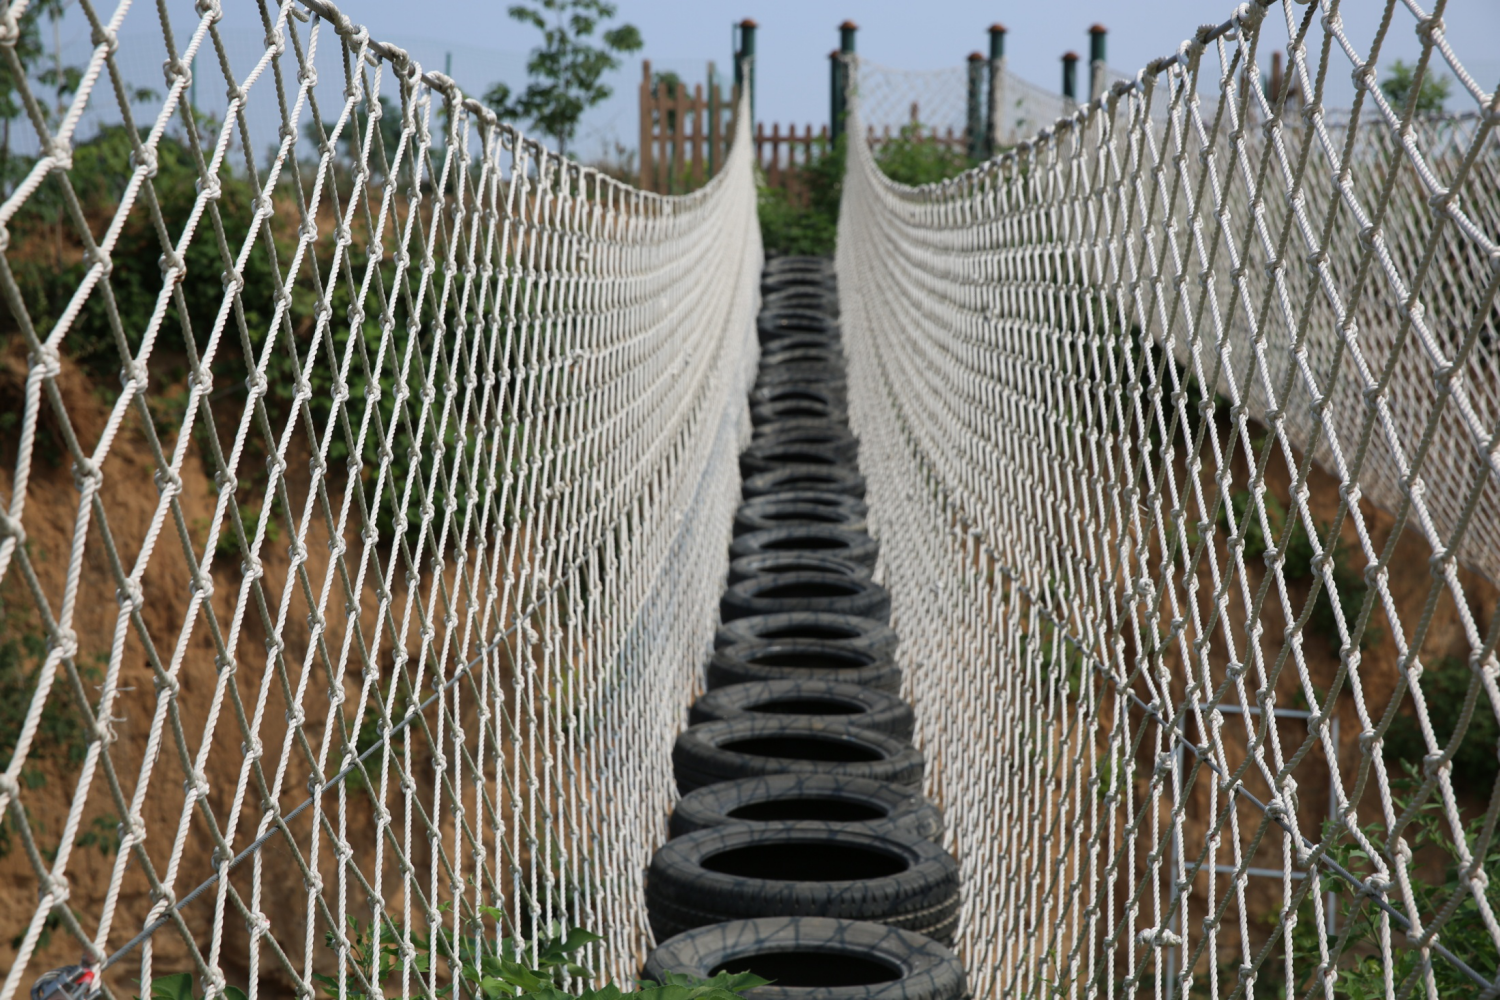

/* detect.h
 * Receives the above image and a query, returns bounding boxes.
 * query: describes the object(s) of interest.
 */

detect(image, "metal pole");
[966,52,985,161]
[1061,51,1079,108]
[831,20,856,141]
[1088,24,1107,101]
[738,18,758,126]
[987,24,1006,152]
[707,60,718,178]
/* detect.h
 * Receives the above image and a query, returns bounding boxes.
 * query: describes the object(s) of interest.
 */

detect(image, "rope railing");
[837,1,1500,997]
[0,0,760,996]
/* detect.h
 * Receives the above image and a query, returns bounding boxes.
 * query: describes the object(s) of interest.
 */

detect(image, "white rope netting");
[853,61,971,139]
[853,57,1133,151]
[0,0,759,995]
[839,0,1500,996]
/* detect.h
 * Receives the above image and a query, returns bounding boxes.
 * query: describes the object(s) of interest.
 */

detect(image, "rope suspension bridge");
[0,0,1497,997]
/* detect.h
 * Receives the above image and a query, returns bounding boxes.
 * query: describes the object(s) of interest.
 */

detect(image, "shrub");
[874,123,970,186]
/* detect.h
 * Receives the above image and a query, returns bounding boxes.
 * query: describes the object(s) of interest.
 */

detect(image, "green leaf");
[699,972,771,994]
[561,927,602,952]
[479,976,521,999]
[149,973,195,1000]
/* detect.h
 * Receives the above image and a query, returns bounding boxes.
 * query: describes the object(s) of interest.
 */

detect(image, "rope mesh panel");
[838,0,1500,997]
[0,0,759,994]
[855,59,1073,148]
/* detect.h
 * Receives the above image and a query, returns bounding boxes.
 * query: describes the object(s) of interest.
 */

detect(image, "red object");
[30,962,99,1000]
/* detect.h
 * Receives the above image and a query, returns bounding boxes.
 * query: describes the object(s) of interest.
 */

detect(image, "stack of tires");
[643,258,966,1000]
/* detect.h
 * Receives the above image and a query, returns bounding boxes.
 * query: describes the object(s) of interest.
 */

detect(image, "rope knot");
[51,627,79,660]
[33,342,63,379]
[0,510,26,545]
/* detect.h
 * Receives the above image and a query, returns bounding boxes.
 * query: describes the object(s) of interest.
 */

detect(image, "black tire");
[734,498,868,537]
[743,467,866,501]
[744,425,857,454]
[757,332,842,355]
[645,823,957,942]
[728,554,872,587]
[672,719,923,793]
[756,363,847,389]
[762,302,839,322]
[690,680,916,740]
[714,613,898,656]
[752,399,846,427]
[739,491,868,514]
[721,573,890,623]
[644,917,965,1000]
[764,255,833,277]
[764,279,838,297]
[707,641,901,693]
[759,309,838,339]
[761,347,844,370]
[763,266,836,288]
[740,444,857,479]
[749,383,846,410]
[669,774,941,839]
[752,417,854,442]
[764,287,840,314]
[731,527,878,567]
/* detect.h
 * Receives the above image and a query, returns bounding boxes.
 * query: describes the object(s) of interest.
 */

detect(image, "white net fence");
[852,57,1125,151]
[852,61,971,142]
[838,0,1500,998]
[0,0,760,996]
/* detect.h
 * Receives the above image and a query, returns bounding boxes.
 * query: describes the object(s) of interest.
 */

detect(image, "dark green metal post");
[736,19,757,125]
[831,21,856,141]
[966,52,985,160]
[1089,24,1107,101]
[986,24,1006,153]
[1062,51,1079,105]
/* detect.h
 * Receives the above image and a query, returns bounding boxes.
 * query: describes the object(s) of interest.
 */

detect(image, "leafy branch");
[482,0,642,155]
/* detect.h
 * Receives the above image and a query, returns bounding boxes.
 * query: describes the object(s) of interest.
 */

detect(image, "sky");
[39,0,1500,164]
[348,0,1500,154]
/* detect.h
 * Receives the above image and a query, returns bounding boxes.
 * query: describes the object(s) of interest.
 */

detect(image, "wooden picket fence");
[637,77,961,201]
[755,123,830,205]
[637,63,832,203]
[638,60,737,194]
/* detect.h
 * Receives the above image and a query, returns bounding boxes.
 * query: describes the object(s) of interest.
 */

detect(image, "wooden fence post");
[692,83,705,185]
[672,81,688,190]
[639,60,654,192]
[707,63,718,178]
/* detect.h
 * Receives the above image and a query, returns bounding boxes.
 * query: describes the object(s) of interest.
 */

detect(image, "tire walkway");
[642,258,967,999]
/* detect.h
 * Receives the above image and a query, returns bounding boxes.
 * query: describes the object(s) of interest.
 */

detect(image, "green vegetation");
[526,971,770,1000]
[1382,656,1500,793]
[482,0,643,155]
[1380,59,1452,115]
[1269,765,1500,999]
[872,123,971,186]
[138,973,248,1000]
[0,607,95,777]
[758,124,973,257]
[758,136,844,257]
[1216,487,1379,651]
[308,908,766,1000]
[0,110,492,552]
[75,813,122,856]
[307,907,592,999]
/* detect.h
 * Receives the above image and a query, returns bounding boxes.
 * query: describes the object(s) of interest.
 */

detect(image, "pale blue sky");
[41,0,1500,163]
[345,0,1500,154]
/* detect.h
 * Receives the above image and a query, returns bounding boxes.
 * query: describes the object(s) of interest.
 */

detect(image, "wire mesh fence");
[0,1,760,997]
[837,1,1500,998]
